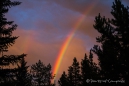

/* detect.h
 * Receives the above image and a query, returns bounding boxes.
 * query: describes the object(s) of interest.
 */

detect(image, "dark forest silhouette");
[0,0,27,86]
[0,0,129,86]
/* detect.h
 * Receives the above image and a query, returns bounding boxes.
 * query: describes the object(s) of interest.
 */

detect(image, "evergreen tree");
[30,60,54,86]
[81,53,89,86]
[67,66,74,86]
[92,0,129,85]
[67,57,81,86]
[16,57,32,86]
[58,54,99,86]
[58,71,69,86]
[80,52,99,86]
[0,0,26,85]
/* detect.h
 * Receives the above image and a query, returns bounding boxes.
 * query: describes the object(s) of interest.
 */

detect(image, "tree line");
[0,0,54,86]
[0,0,129,86]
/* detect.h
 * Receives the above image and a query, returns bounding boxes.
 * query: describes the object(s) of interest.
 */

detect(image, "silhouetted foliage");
[67,57,81,86]
[80,51,99,86]
[15,57,32,86]
[59,54,100,86]
[58,71,69,86]
[92,0,129,85]
[30,60,54,86]
[59,57,81,86]
[0,0,26,85]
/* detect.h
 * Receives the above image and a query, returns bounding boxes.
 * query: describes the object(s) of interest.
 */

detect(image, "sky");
[6,0,129,84]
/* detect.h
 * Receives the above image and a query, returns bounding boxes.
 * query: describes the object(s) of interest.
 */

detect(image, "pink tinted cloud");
[7,28,59,65]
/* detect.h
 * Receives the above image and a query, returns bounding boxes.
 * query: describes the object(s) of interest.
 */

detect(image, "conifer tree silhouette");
[16,57,32,86]
[67,57,81,86]
[92,0,129,85]
[80,52,99,86]
[30,60,54,86]
[59,54,100,86]
[0,0,26,85]
[58,71,69,86]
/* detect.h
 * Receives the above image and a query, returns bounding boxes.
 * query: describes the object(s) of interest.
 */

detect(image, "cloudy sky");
[6,0,129,84]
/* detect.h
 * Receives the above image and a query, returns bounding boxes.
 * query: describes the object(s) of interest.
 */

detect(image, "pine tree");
[92,0,129,85]
[81,54,89,86]
[67,57,81,86]
[0,0,26,85]
[67,66,74,86]
[30,60,54,86]
[16,57,32,86]
[58,71,69,86]
[80,52,99,86]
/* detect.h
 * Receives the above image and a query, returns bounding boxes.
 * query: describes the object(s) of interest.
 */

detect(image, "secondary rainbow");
[52,1,98,80]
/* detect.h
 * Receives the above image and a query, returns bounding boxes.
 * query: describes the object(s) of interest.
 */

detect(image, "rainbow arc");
[52,1,98,81]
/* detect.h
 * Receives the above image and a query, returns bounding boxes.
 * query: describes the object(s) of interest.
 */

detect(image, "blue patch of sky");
[101,0,128,7]
[122,0,129,7]
[100,0,113,5]
[6,0,55,30]
[9,9,37,29]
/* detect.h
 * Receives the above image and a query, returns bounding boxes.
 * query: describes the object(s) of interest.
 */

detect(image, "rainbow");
[52,1,98,80]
